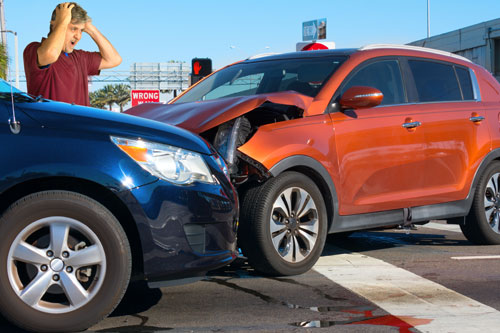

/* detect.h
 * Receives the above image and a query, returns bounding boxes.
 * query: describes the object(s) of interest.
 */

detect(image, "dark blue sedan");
[0,80,238,332]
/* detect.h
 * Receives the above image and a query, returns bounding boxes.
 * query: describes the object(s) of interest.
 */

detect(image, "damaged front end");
[201,101,306,185]
[125,93,311,186]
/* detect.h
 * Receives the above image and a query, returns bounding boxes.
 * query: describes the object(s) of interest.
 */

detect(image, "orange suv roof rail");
[246,53,281,60]
[360,44,472,63]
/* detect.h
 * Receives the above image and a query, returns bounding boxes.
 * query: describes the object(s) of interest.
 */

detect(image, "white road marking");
[314,252,500,332]
[451,255,500,260]
[423,221,461,232]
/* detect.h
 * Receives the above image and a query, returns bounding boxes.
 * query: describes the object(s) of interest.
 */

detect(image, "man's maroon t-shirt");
[23,41,101,106]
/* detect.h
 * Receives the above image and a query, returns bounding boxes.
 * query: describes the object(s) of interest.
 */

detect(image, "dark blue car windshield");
[0,79,37,102]
[0,79,22,94]
[174,56,347,103]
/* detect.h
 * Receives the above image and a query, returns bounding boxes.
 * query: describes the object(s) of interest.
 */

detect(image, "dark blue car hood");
[14,100,213,155]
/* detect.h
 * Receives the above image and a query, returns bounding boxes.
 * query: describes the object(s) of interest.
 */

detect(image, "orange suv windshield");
[174,56,347,103]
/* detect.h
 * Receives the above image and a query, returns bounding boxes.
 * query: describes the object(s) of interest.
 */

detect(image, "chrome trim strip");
[469,68,482,102]
[372,100,481,109]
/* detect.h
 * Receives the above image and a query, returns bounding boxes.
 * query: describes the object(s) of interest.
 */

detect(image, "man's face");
[63,21,85,53]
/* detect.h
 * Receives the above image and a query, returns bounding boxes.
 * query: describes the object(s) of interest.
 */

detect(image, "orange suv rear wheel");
[462,161,500,244]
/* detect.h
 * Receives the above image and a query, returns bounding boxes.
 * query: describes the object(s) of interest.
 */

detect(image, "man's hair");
[49,2,90,35]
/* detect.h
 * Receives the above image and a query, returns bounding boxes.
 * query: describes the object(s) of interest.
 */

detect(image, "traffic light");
[191,58,212,85]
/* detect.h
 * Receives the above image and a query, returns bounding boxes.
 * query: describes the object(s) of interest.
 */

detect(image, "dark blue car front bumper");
[118,167,238,283]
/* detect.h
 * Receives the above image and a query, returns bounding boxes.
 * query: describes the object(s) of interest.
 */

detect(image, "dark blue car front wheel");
[0,190,132,332]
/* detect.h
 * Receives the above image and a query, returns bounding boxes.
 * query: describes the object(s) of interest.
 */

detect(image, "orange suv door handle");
[402,121,422,129]
[469,116,485,123]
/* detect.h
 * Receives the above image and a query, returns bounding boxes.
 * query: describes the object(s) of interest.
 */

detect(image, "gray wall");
[409,18,500,82]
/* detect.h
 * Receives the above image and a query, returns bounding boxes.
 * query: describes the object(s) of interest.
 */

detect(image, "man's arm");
[84,21,122,70]
[37,2,74,67]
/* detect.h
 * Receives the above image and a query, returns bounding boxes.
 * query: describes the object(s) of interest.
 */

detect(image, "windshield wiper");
[0,92,37,103]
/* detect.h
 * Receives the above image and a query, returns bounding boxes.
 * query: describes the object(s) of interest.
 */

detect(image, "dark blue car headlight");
[111,136,216,185]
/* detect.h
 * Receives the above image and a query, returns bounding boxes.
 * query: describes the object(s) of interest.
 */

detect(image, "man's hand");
[51,2,74,28]
[37,2,75,66]
[83,20,122,70]
[83,19,97,35]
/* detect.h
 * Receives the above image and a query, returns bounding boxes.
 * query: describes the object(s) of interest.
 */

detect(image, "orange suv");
[127,45,500,276]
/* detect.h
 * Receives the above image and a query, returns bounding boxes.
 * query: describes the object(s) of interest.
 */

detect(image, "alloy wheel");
[484,172,500,234]
[270,187,319,263]
[7,216,106,313]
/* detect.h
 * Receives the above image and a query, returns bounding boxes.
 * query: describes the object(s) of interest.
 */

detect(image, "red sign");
[131,90,160,106]
[296,41,336,51]
[301,42,329,51]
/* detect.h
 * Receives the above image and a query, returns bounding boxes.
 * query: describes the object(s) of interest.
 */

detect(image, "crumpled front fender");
[125,92,313,134]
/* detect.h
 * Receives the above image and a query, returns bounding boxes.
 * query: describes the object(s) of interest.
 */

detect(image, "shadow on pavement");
[324,228,471,255]
[110,281,162,317]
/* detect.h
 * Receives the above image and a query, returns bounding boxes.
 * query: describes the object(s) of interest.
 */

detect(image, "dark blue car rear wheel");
[0,191,131,332]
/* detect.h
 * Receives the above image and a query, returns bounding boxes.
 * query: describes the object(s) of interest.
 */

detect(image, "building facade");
[129,62,190,92]
[409,18,500,82]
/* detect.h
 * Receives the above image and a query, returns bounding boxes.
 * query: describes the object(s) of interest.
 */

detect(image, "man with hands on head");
[23,2,121,106]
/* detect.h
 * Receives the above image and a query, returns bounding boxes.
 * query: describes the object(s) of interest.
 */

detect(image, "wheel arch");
[0,176,144,279]
[268,155,338,231]
[441,148,500,224]
[470,149,500,194]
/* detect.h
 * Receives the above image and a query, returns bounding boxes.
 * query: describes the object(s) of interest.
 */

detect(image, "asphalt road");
[2,221,500,332]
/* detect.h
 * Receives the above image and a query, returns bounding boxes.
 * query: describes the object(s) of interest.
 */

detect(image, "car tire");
[239,172,327,276]
[0,191,132,332]
[461,161,500,244]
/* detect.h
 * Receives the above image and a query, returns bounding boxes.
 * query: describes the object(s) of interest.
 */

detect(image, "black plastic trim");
[334,209,404,232]
[411,200,469,222]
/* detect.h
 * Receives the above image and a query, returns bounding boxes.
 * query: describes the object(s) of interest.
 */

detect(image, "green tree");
[89,90,106,109]
[0,43,8,80]
[113,84,131,112]
[100,84,116,110]
[90,84,131,112]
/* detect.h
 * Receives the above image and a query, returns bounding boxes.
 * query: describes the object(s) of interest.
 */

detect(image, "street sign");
[191,58,212,76]
[131,89,160,106]
[191,58,213,86]
[302,18,327,41]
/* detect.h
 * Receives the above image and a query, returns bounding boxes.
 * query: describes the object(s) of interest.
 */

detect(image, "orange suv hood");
[125,92,313,134]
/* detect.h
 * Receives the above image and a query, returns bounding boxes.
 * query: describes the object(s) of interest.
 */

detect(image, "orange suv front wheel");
[238,171,327,276]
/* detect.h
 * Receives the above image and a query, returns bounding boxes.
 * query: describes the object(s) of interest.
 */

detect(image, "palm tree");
[0,43,8,80]
[100,84,116,110]
[89,90,106,109]
[90,84,132,111]
[113,84,131,112]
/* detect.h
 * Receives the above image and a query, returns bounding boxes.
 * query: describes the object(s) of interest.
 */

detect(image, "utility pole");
[427,0,431,38]
[0,1,19,88]
[0,0,6,45]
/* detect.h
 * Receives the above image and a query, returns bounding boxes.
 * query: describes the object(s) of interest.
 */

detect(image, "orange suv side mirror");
[339,86,384,109]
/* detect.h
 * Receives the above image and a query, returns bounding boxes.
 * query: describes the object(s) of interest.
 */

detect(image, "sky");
[3,0,500,92]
